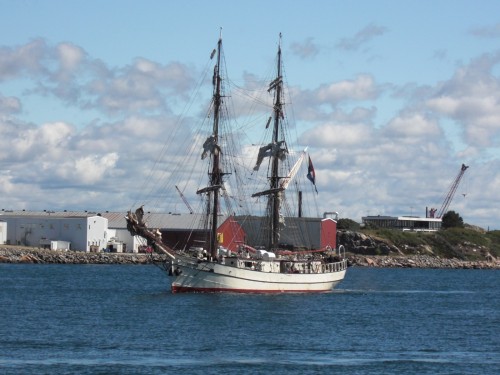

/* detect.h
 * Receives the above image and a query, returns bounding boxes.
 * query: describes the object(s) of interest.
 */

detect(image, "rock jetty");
[1,246,499,269]
[0,246,169,265]
[348,254,500,269]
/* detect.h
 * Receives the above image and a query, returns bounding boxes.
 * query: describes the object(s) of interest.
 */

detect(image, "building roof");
[362,215,441,222]
[0,209,227,230]
[0,209,100,219]
[106,211,228,230]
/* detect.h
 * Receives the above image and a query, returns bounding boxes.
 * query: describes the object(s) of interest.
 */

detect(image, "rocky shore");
[1,246,499,269]
[0,246,168,265]
[347,254,500,269]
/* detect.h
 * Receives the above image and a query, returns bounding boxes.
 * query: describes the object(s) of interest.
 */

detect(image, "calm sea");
[0,264,498,375]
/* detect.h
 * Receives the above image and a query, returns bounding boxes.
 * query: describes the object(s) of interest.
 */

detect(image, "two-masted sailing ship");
[126,34,347,293]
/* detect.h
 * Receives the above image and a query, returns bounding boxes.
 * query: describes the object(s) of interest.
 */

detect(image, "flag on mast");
[307,155,318,193]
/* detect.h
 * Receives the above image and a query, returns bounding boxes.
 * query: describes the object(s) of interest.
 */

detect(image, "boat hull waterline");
[171,259,348,293]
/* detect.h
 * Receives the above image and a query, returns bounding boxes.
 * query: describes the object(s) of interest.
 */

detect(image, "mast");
[270,34,284,249]
[210,35,223,259]
[197,33,224,260]
[250,34,290,250]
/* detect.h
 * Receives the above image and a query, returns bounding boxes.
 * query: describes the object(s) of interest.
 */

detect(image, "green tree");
[441,210,464,229]
[337,218,360,231]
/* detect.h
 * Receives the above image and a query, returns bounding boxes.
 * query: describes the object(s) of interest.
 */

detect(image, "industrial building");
[0,211,108,252]
[103,211,222,253]
[221,213,338,252]
[0,210,227,253]
[0,209,338,253]
[0,220,6,245]
[362,215,442,231]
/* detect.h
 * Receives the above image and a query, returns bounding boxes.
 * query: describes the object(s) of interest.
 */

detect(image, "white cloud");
[384,113,442,140]
[0,171,15,195]
[72,153,119,184]
[302,122,373,147]
[57,43,84,74]
[426,53,500,147]
[316,75,378,104]
[336,24,388,51]
[0,120,74,161]
[0,95,21,114]
[0,40,196,116]
[290,37,320,59]
[470,23,500,38]
[0,39,47,80]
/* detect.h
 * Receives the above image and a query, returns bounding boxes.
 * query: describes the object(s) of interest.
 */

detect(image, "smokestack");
[298,191,302,218]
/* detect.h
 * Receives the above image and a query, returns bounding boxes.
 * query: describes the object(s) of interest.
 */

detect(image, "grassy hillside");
[359,227,500,260]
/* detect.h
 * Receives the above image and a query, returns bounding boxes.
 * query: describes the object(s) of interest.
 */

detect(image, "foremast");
[197,33,225,260]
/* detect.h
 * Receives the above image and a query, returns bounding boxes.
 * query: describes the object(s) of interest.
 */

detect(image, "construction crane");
[431,164,469,219]
[175,185,194,214]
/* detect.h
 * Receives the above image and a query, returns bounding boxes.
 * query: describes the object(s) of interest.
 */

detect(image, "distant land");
[2,225,499,270]
[338,225,500,267]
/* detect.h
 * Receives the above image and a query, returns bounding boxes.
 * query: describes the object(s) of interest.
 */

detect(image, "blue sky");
[1,0,500,230]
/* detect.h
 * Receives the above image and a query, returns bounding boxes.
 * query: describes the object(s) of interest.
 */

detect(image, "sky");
[1,0,500,230]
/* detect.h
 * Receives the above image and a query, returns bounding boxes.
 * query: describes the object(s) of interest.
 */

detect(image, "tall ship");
[126,33,347,293]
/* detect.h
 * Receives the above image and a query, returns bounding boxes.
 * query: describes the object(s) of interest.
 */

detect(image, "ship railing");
[233,257,349,274]
[324,259,348,273]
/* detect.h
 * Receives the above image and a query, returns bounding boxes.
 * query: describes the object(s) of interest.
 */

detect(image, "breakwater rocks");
[348,254,500,269]
[0,247,169,265]
[1,246,499,269]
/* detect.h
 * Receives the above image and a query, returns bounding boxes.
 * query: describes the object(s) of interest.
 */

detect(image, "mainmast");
[210,37,223,259]
[251,34,287,250]
[269,35,284,249]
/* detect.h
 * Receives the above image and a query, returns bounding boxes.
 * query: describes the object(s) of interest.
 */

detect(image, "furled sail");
[253,141,288,171]
[201,135,220,160]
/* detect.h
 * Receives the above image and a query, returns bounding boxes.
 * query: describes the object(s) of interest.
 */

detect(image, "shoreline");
[1,246,499,269]
[347,253,500,269]
[0,247,163,265]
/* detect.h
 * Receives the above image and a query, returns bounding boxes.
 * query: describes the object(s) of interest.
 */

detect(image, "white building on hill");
[362,215,442,231]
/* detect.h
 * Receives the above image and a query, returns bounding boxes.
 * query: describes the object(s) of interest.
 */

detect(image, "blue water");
[0,265,498,375]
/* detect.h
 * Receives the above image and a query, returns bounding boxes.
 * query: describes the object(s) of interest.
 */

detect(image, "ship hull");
[171,259,347,293]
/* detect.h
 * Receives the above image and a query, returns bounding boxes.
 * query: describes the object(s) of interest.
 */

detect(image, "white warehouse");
[0,221,7,245]
[1,213,108,252]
